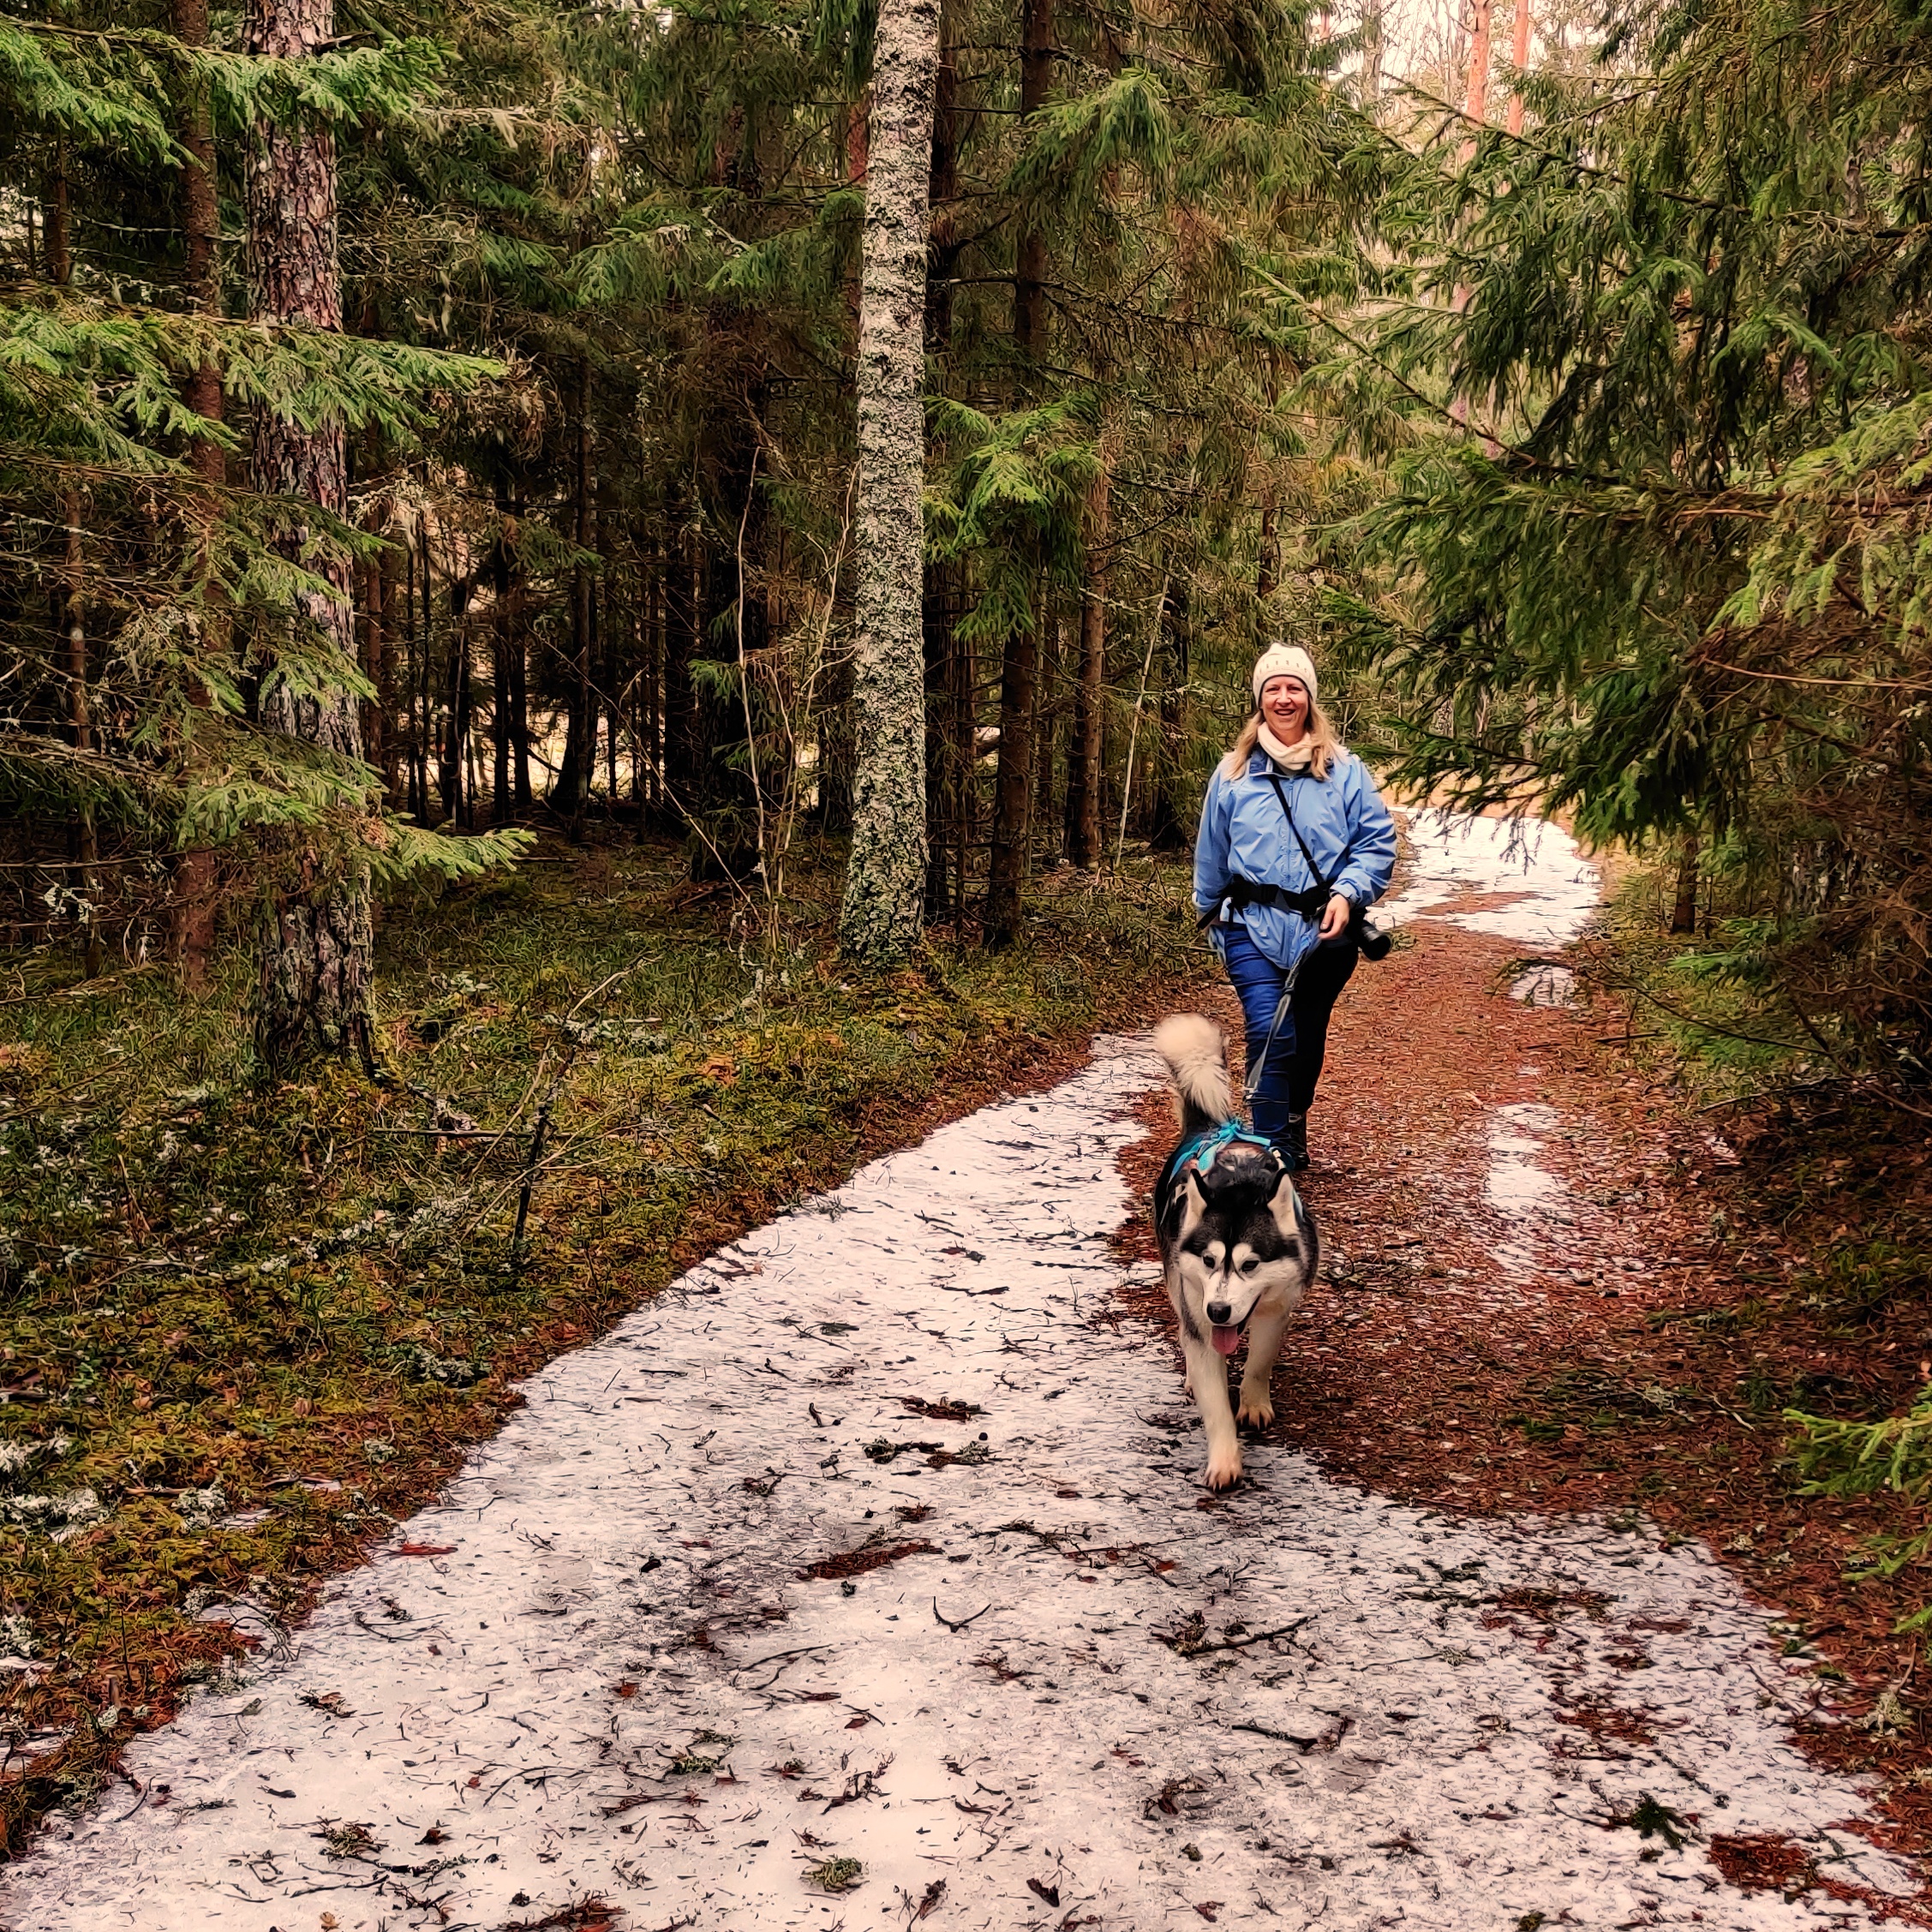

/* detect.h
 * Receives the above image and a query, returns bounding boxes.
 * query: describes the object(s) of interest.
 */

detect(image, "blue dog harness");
[1174,1116,1281,1176]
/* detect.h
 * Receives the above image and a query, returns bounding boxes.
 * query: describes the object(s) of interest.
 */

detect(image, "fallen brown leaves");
[1116,921,1932,1881]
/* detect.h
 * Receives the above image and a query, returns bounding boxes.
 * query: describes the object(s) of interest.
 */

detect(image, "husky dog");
[1151,1015,1319,1490]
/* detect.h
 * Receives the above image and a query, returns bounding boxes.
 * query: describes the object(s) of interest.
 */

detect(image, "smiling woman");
[1193,644,1397,1173]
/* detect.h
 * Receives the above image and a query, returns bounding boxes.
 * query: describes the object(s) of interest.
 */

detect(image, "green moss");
[0,834,1199,1848]
[805,1857,863,1893]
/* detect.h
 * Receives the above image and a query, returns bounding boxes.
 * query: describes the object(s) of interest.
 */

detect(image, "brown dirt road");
[1117,905,1932,1886]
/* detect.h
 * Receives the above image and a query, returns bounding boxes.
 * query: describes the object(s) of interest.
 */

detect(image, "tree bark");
[568,357,595,842]
[985,0,1056,944]
[444,575,470,828]
[835,0,942,963]
[1147,573,1190,851]
[492,504,513,825]
[1670,833,1701,935]
[986,584,1039,946]
[1014,0,1054,356]
[62,506,104,982]
[1069,440,1112,869]
[246,0,380,1076]
[1507,0,1530,136]
[45,151,103,981]
[170,0,224,988]
[1447,0,1494,434]
[174,0,224,489]
[922,2,963,916]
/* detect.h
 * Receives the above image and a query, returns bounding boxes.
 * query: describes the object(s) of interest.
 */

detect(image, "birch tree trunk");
[836,0,942,963]
[247,0,380,1074]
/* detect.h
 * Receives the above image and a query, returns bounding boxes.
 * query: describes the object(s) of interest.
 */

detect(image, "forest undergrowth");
[0,834,1199,1849]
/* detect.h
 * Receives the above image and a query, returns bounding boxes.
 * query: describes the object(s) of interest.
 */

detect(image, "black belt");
[1198,875,1328,928]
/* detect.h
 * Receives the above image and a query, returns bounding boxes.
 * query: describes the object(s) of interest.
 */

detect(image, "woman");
[1193,643,1396,1171]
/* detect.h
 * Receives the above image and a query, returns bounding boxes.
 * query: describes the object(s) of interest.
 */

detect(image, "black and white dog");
[1151,1015,1319,1490]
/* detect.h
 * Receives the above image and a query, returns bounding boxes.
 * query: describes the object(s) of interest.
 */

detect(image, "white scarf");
[1259,724,1316,772]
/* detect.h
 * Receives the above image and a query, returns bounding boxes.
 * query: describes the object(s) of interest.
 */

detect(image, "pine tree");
[244,0,380,1071]
[1325,0,1932,1080]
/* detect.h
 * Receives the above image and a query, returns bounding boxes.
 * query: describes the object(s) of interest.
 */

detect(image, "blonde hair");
[1221,699,1341,781]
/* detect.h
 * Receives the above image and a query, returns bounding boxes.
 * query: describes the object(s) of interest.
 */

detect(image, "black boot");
[1274,1112,1309,1173]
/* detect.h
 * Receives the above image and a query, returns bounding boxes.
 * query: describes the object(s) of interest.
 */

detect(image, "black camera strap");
[1265,770,1352,908]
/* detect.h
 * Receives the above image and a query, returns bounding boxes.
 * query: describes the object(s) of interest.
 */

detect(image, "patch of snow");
[1510,961,1579,1006]
[1,1040,1913,1931]
[1486,1102,1567,1219]
[1385,810,1600,949]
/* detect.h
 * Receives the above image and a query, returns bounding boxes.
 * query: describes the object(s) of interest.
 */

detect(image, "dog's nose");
[1206,1301,1231,1324]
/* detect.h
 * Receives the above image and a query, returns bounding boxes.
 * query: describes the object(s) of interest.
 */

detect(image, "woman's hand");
[1319,893,1352,942]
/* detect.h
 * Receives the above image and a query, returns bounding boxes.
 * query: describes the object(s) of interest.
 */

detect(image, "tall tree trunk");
[360,483,387,799]
[986,0,1056,945]
[506,489,531,813]
[246,0,379,1075]
[377,525,401,804]
[1507,0,1530,135]
[835,0,942,962]
[567,357,595,843]
[640,532,661,830]
[664,520,703,814]
[1670,833,1701,935]
[444,578,470,829]
[61,508,104,981]
[922,0,964,916]
[1013,0,1054,356]
[1146,574,1190,852]
[986,585,1040,946]
[492,505,512,825]
[45,149,103,980]
[170,0,223,987]
[404,535,422,821]
[1448,0,1494,434]
[923,562,957,914]
[1069,439,1112,870]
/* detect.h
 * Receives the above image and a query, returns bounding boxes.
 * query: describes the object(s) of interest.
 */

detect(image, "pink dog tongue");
[1211,1325,1241,1356]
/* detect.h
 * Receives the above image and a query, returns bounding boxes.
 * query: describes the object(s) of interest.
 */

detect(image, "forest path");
[1,817,1918,1932]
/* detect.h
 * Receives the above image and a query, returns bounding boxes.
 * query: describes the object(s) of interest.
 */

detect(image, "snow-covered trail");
[1,819,1914,1932]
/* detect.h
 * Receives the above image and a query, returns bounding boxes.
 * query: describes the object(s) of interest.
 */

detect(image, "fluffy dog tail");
[1153,1014,1233,1139]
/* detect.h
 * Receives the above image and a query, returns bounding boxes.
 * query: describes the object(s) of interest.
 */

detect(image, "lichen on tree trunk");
[836,0,943,965]
[246,0,380,1074]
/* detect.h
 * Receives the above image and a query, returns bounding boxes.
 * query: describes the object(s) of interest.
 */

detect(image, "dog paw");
[1203,1450,1243,1491]
[1236,1391,1275,1429]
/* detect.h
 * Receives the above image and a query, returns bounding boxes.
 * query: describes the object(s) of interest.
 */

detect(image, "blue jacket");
[1193,746,1397,971]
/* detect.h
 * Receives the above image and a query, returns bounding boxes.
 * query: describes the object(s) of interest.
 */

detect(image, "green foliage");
[1790,1391,1932,1627]
[1317,0,1932,1093]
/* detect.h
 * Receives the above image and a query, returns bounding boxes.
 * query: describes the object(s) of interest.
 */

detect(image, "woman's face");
[1260,675,1310,740]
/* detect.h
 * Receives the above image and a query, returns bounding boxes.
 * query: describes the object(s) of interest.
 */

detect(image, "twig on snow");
[932,1596,993,1633]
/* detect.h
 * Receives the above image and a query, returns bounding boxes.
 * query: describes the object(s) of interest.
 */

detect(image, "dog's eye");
[1240,1257,1259,1274]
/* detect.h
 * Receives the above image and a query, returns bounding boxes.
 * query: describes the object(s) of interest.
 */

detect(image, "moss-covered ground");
[0,834,1199,1847]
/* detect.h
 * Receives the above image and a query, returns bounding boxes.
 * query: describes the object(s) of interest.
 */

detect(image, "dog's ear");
[1173,1168,1207,1235]
[1267,1168,1303,1233]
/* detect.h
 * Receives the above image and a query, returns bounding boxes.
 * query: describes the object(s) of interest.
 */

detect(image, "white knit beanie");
[1252,643,1318,707]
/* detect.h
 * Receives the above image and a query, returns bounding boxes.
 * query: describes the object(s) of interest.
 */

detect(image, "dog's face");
[1165,1144,1311,1355]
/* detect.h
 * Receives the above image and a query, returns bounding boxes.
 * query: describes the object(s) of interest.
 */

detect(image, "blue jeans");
[1222,924,1358,1142]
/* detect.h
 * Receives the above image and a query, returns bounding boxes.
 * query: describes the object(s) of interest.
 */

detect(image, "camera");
[1350,905,1393,961]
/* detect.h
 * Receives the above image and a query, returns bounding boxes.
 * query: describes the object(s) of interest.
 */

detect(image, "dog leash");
[1242,949,1304,1114]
